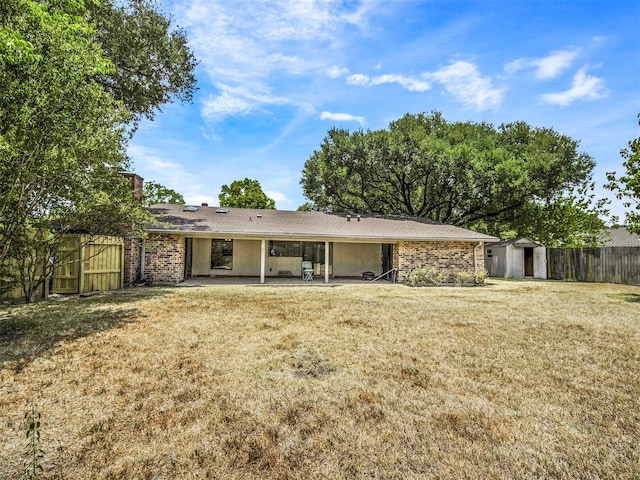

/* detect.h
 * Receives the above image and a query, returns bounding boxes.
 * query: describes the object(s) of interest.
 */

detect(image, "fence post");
[120,240,125,289]
[78,235,85,294]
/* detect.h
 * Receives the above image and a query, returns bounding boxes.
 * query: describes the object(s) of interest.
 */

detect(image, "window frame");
[268,240,302,257]
[211,239,233,270]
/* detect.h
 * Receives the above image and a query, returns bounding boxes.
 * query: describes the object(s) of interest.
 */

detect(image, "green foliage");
[474,269,488,286]
[405,265,445,287]
[606,114,640,234]
[143,181,185,205]
[496,185,606,247]
[88,0,198,124]
[451,268,488,286]
[297,202,319,212]
[301,111,608,246]
[219,178,276,209]
[0,0,151,301]
[453,270,475,286]
[23,403,44,480]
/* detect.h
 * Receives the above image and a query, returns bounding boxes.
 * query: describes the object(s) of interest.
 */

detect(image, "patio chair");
[302,261,314,281]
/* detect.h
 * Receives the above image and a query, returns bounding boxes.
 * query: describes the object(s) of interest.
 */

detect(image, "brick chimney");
[122,172,144,202]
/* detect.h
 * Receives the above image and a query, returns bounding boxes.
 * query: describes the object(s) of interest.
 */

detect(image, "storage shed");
[485,238,547,279]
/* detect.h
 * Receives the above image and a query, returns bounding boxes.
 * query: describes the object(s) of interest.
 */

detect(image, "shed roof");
[598,227,640,247]
[148,205,498,243]
[487,237,541,248]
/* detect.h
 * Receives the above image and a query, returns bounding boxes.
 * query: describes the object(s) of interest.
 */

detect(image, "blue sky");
[128,0,639,221]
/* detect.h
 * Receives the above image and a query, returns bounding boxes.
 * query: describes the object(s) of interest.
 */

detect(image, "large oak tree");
[88,0,198,125]
[1,0,198,300]
[301,112,607,246]
[219,178,276,210]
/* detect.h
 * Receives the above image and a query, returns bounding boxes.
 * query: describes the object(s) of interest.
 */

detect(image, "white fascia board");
[145,228,494,243]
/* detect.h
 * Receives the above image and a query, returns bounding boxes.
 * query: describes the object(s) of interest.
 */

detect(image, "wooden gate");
[52,235,124,294]
[52,236,81,293]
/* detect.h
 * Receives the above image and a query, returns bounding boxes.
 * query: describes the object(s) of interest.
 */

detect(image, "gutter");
[473,241,483,280]
[145,229,498,244]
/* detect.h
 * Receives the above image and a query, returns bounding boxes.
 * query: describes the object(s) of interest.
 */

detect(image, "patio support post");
[324,241,330,284]
[260,239,266,284]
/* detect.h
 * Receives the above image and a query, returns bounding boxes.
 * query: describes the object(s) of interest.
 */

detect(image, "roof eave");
[145,228,496,243]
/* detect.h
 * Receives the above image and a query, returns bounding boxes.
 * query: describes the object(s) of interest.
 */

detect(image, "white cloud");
[327,65,350,79]
[370,74,430,92]
[175,0,374,122]
[346,73,371,86]
[346,73,430,92]
[344,61,499,109]
[506,49,579,79]
[127,145,216,206]
[428,61,504,110]
[320,111,366,125]
[201,91,253,121]
[202,84,292,122]
[265,191,288,206]
[540,68,607,106]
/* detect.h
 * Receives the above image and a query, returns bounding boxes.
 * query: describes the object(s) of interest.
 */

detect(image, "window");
[486,249,493,258]
[211,239,233,269]
[268,240,302,257]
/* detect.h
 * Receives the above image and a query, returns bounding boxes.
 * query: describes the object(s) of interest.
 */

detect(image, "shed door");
[524,248,534,277]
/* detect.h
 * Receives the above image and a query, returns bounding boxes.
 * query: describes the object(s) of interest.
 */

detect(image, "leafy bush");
[475,269,488,286]
[453,270,475,286]
[405,266,444,287]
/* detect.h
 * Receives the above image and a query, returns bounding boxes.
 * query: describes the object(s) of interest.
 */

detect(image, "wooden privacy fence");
[547,247,640,286]
[2,235,124,300]
[52,235,124,294]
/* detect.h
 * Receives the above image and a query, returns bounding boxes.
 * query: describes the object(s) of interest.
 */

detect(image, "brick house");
[125,203,497,285]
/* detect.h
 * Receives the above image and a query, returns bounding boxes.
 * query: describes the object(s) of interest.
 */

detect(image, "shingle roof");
[598,227,640,247]
[487,237,541,248]
[148,205,498,243]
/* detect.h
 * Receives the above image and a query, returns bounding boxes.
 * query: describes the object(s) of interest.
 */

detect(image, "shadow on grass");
[610,293,640,303]
[0,288,170,372]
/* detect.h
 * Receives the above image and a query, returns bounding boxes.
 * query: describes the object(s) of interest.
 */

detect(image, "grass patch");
[0,288,169,372]
[1,280,639,479]
[610,292,640,303]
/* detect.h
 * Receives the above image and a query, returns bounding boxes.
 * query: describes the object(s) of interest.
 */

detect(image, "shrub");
[474,269,488,286]
[405,265,444,287]
[453,270,475,286]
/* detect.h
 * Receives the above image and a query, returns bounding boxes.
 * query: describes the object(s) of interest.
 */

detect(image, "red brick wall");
[123,237,142,286]
[396,241,485,282]
[122,173,144,202]
[143,234,185,284]
[123,236,485,286]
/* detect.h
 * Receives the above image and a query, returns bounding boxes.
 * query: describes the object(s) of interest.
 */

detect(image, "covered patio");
[128,204,497,287]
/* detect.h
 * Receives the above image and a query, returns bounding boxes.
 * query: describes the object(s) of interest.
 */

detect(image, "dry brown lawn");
[1,280,639,479]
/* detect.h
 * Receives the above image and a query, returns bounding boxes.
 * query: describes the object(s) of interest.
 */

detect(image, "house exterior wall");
[266,256,302,276]
[138,236,487,284]
[123,237,141,286]
[143,233,185,284]
[191,238,210,275]
[333,243,380,277]
[396,241,481,282]
[192,238,262,276]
